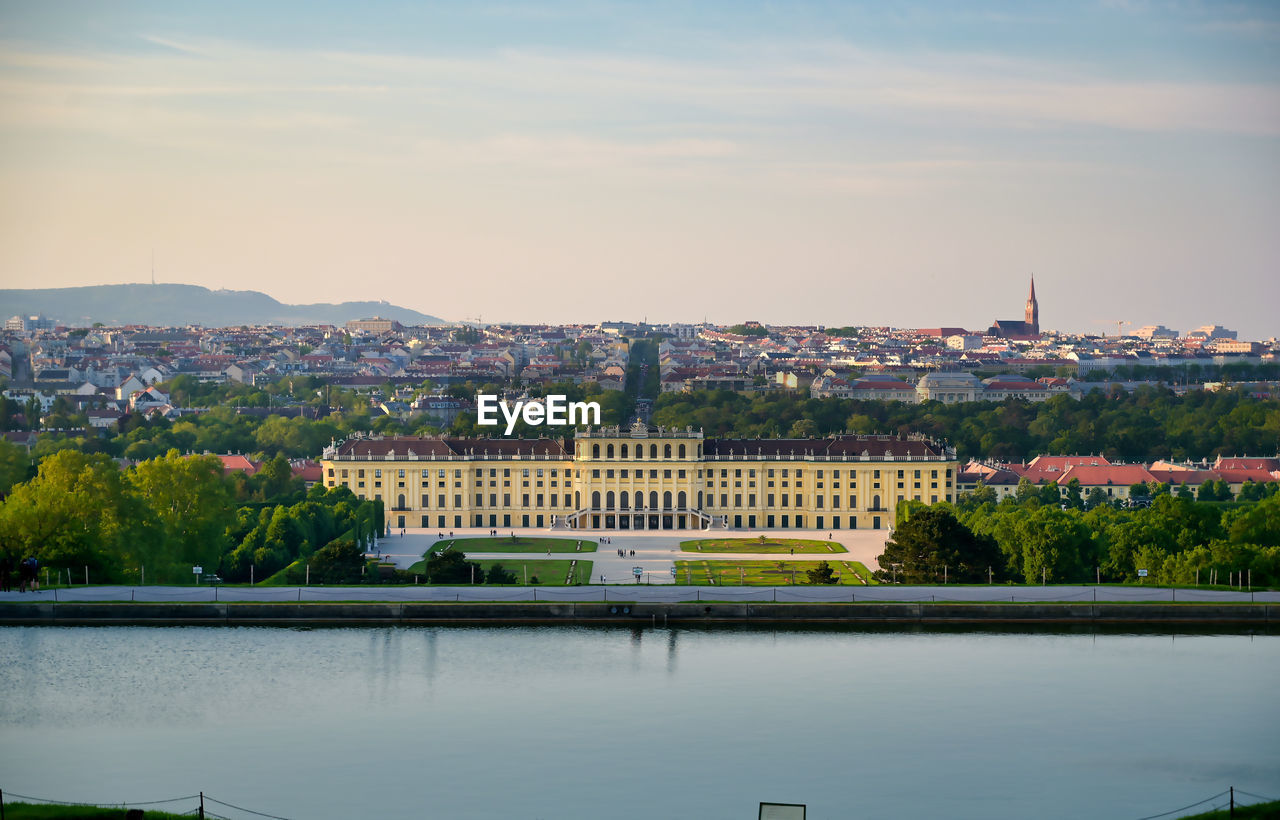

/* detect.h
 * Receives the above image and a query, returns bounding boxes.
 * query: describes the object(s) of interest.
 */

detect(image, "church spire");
[1025,274,1039,335]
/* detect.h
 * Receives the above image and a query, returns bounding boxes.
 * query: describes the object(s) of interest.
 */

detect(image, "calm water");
[0,626,1276,820]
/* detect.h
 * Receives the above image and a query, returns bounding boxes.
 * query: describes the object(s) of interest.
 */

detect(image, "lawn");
[680,537,848,554]
[403,557,593,585]
[435,536,596,554]
[475,559,593,586]
[674,559,878,585]
[1178,798,1279,819]
[3,803,192,819]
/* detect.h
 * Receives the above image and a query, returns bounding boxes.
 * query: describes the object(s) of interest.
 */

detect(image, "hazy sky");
[1,1,1277,338]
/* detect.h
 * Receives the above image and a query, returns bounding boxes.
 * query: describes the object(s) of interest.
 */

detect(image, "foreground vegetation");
[2,803,191,820]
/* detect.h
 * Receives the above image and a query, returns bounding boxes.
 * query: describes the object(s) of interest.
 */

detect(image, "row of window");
[589,442,698,460]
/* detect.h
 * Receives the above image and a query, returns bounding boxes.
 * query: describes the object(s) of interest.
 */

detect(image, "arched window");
[677,491,687,509]
[650,491,659,509]
[575,491,580,509]
[678,444,686,459]
[872,494,881,510]
[650,444,658,459]
[621,443,628,459]
[635,493,644,510]
[664,444,672,459]
[591,491,601,509]
[397,494,406,510]
[697,444,702,458]
[697,491,703,508]
[606,491,615,510]
[592,444,600,459]
[663,491,672,509]
[620,491,629,509]
[606,444,614,459]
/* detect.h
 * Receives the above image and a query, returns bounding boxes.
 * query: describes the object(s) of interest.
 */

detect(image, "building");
[320,423,958,532]
[988,277,1040,340]
[916,372,983,403]
[345,317,399,334]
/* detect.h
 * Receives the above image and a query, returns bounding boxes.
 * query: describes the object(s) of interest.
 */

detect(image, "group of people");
[0,555,40,593]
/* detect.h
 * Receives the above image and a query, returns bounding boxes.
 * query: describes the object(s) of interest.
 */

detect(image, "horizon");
[0,277,1269,339]
[1,1,1277,339]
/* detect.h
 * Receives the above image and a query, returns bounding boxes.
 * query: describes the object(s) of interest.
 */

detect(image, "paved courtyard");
[376,526,892,584]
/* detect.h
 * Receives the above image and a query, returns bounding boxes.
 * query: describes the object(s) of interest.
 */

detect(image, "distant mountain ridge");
[0,284,446,327]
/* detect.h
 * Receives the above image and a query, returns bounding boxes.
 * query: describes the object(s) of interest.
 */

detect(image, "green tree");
[425,549,482,584]
[875,507,1003,583]
[805,560,838,584]
[0,438,32,494]
[485,562,517,584]
[0,450,139,581]
[307,539,366,584]
[127,450,234,580]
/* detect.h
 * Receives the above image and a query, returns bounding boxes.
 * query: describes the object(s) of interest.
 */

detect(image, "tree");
[805,560,837,584]
[485,563,517,584]
[875,507,1003,584]
[128,450,233,580]
[0,450,139,581]
[425,549,482,584]
[0,438,32,495]
[307,539,366,584]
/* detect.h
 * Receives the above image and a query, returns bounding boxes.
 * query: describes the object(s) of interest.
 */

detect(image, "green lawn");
[680,537,848,554]
[475,559,593,586]
[674,559,877,585]
[3,803,192,819]
[403,557,593,585]
[435,536,596,554]
[1178,799,1280,819]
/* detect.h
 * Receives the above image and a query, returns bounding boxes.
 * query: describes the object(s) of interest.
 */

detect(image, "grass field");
[1179,799,1280,819]
[403,556,593,585]
[3,803,192,819]
[674,559,878,585]
[680,537,848,554]
[432,536,595,554]
[474,558,594,586]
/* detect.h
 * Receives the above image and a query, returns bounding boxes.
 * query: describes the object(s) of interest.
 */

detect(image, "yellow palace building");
[321,421,958,532]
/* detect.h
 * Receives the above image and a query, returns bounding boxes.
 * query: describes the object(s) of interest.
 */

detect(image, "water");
[0,626,1276,820]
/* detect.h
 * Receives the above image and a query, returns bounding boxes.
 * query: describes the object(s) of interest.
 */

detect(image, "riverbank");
[1,600,1274,626]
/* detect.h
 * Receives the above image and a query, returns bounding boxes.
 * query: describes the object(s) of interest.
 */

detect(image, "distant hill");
[0,284,446,328]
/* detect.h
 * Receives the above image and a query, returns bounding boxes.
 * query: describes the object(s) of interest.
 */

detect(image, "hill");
[0,284,446,327]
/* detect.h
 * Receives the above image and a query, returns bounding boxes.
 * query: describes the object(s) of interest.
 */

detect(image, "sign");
[670,567,677,577]
[760,803,805,820]
[632,566,643,578]
[1138,569,1148,577]
[192,566,203,574]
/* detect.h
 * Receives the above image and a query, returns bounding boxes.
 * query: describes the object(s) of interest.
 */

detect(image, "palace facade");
[320,422,958,532]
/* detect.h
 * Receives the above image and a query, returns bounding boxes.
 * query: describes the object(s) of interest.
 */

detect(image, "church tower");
[1025,276,1039,335]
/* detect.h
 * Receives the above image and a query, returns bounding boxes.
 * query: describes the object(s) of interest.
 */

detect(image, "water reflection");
[0,625,1275,820]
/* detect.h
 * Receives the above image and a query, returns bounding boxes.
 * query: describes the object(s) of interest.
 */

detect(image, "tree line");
[0,449,384,586]
[876,489,1280,587]
[649,386,1279,462]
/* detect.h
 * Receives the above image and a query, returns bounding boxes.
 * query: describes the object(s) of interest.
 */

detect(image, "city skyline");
[1,1,1278,339]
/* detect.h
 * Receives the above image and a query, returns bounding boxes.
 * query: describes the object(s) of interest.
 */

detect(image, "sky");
[0,1,1277,338]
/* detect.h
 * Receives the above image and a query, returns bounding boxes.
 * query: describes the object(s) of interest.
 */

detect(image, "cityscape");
[2,1,1278,819]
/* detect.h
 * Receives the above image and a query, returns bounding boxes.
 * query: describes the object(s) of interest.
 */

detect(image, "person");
[22,556,39,592]
[0,554,12,593]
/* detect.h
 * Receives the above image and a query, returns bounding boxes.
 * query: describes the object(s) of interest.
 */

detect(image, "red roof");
[1055,464,1155,486]
[217,455,262,476]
